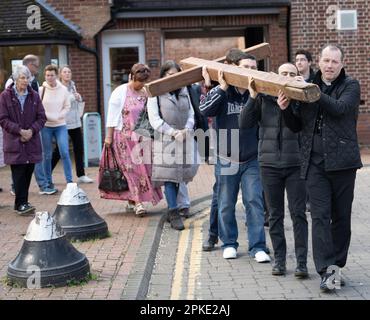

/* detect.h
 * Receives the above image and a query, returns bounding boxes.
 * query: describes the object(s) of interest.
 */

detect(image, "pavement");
[0,151,370,300]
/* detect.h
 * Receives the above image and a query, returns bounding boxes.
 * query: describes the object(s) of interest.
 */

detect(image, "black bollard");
[7,211,90,288]
[53,183,108,241]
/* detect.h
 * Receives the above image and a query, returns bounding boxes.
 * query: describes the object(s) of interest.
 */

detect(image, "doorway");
[101,31,145,123]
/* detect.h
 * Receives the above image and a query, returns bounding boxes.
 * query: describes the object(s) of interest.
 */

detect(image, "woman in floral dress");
[101,63,162,215]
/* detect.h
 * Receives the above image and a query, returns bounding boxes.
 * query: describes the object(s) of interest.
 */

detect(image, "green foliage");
[66,272,99,287]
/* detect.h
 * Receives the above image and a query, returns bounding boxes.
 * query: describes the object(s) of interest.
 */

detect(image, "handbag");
[134,98,163,139]
[77,101,85,118]
[98,146,129,192]
[134,106,155,138]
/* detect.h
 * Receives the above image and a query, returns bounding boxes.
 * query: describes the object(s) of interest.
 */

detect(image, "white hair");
[12,65,31,81]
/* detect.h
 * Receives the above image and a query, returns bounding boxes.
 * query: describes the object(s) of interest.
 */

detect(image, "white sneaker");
[254,251,271,263]
[223,247,237,259]
[77,175,94,184]
[135,203,146,216]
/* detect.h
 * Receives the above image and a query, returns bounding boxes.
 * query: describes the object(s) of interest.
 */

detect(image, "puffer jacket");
[239,94,301,168]
[151,88,199,185]
[282,68,362,178]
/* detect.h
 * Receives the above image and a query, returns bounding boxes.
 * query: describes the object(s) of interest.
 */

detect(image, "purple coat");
[0,84,46,165]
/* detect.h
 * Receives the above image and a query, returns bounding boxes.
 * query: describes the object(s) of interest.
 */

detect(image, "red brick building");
[1,0,369,144]
[290,0,370,145]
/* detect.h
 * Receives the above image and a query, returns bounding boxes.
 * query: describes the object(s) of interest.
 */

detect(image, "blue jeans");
[34,132,48,189]
[216,157,267,256]
[41,125,73,185]
[34,162,48,189]
[164,182,179,210]
[208,169,219,238]
[177,182,190,210]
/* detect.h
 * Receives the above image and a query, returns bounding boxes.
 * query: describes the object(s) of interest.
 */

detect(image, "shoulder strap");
[156,96,162,118]
[41,85,46,101]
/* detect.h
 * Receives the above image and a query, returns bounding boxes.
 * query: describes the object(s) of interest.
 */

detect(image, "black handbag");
[98,146,129,192]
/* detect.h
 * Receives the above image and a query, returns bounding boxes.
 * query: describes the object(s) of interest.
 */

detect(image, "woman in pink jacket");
[39,64,72,191]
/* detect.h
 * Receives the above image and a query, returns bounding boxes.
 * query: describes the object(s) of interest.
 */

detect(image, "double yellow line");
[170,210,209,300]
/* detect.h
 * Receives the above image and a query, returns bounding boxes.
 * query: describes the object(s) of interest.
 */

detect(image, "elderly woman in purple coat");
[0,65,46,215]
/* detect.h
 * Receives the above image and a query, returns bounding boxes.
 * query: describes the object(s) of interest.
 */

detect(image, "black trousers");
[260,166,308,265]
[11,163,35,209]
[52,127,85,177]
[306,162,357,275]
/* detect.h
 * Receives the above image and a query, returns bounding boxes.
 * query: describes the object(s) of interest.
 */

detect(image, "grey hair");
[320,44,344,61]
[12,65,31,81]
[23,54,39,66]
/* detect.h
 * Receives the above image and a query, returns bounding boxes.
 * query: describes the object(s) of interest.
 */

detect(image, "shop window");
[0,44,67,91]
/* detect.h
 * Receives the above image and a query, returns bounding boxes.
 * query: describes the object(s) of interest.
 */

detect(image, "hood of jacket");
[42,80,64,91]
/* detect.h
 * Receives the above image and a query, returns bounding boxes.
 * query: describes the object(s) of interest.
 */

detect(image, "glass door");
[110,46,139,91]
[102,31,145,123]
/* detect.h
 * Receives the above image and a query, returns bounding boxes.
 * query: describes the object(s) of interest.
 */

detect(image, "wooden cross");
[145,43,271,96]
[145,43,321,103]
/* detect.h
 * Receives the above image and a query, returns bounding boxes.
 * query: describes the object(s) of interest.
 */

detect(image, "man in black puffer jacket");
[239,63,308,279]
[279,45,362,292]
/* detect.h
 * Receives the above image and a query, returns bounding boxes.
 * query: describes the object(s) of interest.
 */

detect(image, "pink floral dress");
[99,86,163,205]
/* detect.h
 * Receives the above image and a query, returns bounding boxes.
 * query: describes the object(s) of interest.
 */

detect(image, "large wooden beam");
[145,43,271,97]
[179,57,321,103]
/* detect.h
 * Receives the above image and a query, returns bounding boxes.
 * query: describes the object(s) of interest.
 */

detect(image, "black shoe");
[179,207,191,219]
[320,272,336,293]
[294,264,308,278]
[168,209,185,231]
[15,203,35,216]
[272,263,286,276]
[202,235,218,251]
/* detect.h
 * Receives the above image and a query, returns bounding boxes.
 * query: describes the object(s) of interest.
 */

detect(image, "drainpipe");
[76,38,101,116]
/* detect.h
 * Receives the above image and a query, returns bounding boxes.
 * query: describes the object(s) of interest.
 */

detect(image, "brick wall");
[46,0,111,38]
[144,30,162,80]
[40,3,289,122]
[290,0,370,145]
[164,37,244,65]
[116,14,288,78]
[45,0,111,114]
[68,41,97,114]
